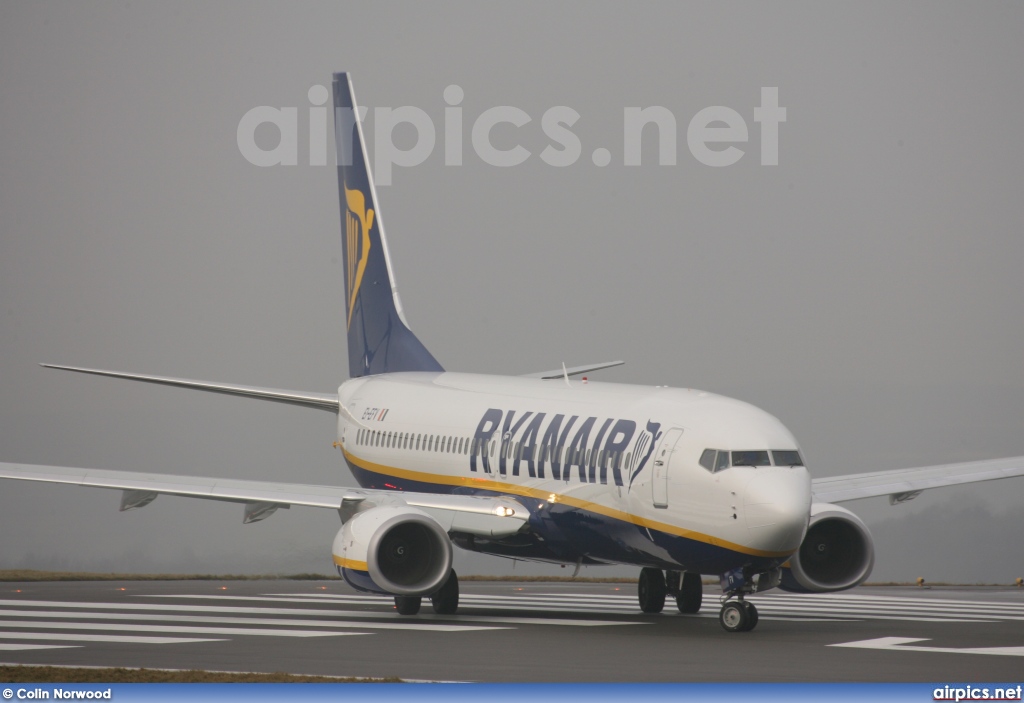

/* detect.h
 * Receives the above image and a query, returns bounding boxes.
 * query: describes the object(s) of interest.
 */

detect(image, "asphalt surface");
[0,579,1022,682]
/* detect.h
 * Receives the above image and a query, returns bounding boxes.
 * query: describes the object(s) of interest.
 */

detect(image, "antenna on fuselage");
[562,362,571,387]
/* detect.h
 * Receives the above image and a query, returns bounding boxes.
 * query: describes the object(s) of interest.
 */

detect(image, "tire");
[431,569,459,615]
[394,596,421,615]
[676,572,702,614]
[638,567,666,613]
[741,601,759,631]
[719,601,749,632]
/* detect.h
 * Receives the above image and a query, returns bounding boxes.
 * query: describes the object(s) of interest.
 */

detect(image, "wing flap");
[0,462,527,536]
[811,455,1024,504]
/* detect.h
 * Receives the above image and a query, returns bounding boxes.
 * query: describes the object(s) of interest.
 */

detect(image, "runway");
[1,579,1022,682]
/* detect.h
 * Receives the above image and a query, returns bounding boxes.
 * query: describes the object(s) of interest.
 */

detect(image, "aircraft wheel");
[431,569,459,615]
[638,567,666,613]
[394,596,421,615]
[741,601,759,631]
[719,601,749,632]
[676,572,703,614]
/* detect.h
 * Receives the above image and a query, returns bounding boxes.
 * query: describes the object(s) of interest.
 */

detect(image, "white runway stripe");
[264,591,1019,620]
[177,594,638,615]
[0,632,222,644]
[0,599,637,628]
[0,620,368,638]
[0,610,504,632]
[268,595,640,612]
[0,643,79,651]
[138,591,1023,623]
[763,592,1024,608]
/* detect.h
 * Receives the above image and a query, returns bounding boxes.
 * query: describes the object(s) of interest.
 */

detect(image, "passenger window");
[699,449,716,472]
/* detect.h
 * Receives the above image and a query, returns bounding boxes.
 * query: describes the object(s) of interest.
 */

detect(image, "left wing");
[0,462,527,537]
[811,455,1024,504]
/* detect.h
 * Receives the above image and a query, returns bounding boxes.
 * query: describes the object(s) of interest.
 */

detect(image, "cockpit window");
[731,450,771,467]
[699,449,716,471]
[772,450,803,466]
[714,450,731,472]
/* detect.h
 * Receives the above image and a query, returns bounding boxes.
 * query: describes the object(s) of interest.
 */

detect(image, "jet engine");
[332,505,453,596]
[779,503,875,593]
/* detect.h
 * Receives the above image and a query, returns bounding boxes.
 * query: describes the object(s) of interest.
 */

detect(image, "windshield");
[730,450,771,467]
[771,450,804,466]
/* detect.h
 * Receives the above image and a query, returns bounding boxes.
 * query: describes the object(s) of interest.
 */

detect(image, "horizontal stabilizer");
[522,361,625,379]
[41,364,340,413]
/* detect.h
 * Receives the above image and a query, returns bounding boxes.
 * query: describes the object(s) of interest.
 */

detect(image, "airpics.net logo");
[236,85,786,185]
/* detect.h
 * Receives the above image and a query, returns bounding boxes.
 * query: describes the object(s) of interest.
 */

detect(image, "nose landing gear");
[719,598,758,632]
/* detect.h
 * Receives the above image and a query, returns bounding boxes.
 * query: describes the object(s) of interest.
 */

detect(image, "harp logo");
[344,186,374,329]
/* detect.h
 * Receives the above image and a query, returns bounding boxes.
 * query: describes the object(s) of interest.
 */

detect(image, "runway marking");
[0,620,368,638]
[0,643,80,651]
[132,596,643,626]
[830,637,1024,657]
[0,632,223,645]
[262,591,1019,622]
[0,599,640,628]
[0,610,506,633]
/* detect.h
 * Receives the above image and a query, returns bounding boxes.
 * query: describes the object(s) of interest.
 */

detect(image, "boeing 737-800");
[2,73,1022,632]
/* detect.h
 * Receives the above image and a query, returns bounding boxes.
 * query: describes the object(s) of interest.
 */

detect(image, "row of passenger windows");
[357,429,804,475]
[699,449,804,473]
[355,428,487,456]
[354,428,633,472]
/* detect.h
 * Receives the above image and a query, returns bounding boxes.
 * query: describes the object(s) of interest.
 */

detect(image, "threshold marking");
[829,637,1024,657]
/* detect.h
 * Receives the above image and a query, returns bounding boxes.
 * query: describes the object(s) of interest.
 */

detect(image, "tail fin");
[332,73,443,378]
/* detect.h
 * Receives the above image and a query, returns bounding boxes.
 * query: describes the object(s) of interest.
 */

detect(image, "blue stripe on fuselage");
[345,460,783,576]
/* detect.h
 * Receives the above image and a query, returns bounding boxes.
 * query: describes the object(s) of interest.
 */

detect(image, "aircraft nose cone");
[744,467,811,553]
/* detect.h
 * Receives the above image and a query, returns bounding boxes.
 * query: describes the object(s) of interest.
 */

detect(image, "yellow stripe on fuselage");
[341,448,790,559]
[333,554,368,572]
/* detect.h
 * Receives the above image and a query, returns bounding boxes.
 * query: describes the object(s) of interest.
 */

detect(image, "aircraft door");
[652,428,684,508]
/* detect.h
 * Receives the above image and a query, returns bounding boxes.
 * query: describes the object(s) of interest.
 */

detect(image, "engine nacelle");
[779,502,874,593]
[332,505,453,596]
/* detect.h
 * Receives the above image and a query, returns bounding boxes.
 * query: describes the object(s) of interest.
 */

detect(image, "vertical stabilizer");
[333,73,444,378]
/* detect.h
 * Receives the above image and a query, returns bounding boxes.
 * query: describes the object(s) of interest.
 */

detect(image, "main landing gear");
[637,567,758,631]
[394,569,460,616]
[637,568,703,614]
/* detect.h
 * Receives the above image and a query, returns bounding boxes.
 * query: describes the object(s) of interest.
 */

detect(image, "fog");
[1,2,1022,583]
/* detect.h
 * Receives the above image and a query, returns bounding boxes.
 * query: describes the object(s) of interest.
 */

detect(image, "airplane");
[2,72,1023,633]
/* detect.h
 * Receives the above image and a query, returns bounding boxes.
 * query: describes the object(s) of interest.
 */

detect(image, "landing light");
[494,506,516,517]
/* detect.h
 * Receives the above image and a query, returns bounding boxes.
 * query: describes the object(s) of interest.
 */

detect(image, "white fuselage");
[336,372,811,576]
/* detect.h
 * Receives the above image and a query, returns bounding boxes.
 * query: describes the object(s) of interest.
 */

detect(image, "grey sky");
[1,2,1022,582]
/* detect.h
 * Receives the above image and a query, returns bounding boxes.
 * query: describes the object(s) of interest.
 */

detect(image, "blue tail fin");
[332,73,444,378]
